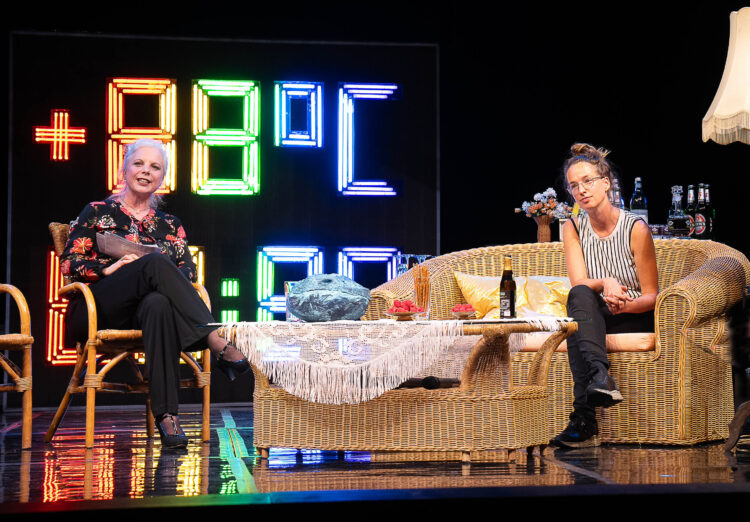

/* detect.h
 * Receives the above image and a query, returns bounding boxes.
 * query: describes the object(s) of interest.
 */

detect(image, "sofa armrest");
[655,254,747,360]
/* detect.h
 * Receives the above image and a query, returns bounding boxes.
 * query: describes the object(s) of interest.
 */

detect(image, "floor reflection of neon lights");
[217,409,257,494]
[267,449,371,468]
[42,434,115,502]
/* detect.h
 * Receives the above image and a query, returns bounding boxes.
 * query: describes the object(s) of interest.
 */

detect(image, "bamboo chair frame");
[46,222,212,448]
[0,284,33,449]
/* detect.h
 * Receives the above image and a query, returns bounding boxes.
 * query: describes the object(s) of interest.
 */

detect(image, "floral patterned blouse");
[61,199,197,283]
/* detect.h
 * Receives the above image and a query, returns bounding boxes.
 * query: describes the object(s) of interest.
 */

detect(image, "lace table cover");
[225,318,569,405]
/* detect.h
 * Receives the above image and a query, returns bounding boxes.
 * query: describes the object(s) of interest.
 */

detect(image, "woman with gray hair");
[62,138,248,449]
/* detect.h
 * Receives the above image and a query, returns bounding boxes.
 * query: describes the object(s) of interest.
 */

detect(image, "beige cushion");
[518,331,655,353]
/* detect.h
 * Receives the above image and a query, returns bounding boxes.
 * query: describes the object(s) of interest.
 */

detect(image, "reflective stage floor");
[2,404,749,515]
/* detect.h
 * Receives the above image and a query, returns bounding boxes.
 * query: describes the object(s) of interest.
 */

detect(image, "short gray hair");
[119,139,169,208]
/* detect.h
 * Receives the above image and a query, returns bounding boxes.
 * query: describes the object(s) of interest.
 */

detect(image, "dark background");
[3,3,750,407]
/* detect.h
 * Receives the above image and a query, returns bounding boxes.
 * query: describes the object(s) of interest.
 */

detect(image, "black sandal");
[155,414,188,449]
[214,342,250,382]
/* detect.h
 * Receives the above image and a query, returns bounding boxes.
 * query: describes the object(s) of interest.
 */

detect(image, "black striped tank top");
[576,210,644,300]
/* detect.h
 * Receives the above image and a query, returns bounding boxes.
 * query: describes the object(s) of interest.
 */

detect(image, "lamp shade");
[702,7,750,145]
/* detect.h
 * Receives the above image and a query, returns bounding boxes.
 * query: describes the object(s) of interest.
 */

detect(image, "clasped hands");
[602,277,632,315]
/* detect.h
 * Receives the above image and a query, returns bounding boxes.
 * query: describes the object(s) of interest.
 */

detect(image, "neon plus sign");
[33,109,87,161]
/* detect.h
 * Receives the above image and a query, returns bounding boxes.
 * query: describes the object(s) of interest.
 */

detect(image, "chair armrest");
[0,284,31,336]
[59,282,98,341]
[193,283,211,311]
[655,254,747,359]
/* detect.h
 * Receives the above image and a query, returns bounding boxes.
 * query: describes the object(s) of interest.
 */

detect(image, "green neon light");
[192,79,260,196]
[221,278,239,297]
[220,310,239,322]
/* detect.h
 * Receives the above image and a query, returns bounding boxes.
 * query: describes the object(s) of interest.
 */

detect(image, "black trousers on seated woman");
[566,285,654,422]
[65,253,217,418]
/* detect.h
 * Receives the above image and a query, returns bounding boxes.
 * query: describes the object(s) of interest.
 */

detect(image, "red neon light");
[33,110,86,161]
[45,249,77,366]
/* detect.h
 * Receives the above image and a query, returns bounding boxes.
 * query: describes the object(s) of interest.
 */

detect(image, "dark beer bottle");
[685,185,696,236]
[499,255,516,318]
[695,184,708,239]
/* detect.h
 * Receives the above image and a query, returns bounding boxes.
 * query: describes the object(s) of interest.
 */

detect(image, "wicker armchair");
[366,239,750,445]
[0,284,33,449]
[46,222,212,448]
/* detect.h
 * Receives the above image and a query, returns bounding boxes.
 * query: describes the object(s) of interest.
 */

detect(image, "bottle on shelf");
[609,178,625,209]
[694,183,708,239]
[667,185,690,238]
[686,185,696,237]
[705,183,714,240]
[498,255,516,318]
[629,177,648,223]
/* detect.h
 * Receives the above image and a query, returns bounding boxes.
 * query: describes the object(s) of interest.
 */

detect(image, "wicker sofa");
[365,239,750,445]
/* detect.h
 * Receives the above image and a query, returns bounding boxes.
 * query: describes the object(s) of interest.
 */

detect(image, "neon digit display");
[192,80,260,195]
[337,247,400,282]
[274,82,323,147]
[45,249,76,365]
[220,278,240,323]
[338,83,399,196]
[256,247,324,321]
[189,246,206,287]
[106,78,177,194]
[33,109,86,161]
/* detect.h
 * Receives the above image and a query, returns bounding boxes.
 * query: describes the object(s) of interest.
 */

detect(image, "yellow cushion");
[453,272,571,320]
[453,272,500,318]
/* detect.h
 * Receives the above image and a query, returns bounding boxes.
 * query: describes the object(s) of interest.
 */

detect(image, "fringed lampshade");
[702,7,750,145]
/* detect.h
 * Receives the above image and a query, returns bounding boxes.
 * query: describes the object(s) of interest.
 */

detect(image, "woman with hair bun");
[553,143,658,448]
[61,138,249,449]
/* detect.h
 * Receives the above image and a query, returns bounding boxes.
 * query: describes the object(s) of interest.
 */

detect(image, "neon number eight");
[192,80,260,195]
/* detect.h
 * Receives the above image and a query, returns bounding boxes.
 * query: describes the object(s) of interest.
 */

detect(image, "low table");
[224,318,577,461]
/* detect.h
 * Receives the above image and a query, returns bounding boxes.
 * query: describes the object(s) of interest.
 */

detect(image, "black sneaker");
[586,373,623,408]
[551,416,600,448]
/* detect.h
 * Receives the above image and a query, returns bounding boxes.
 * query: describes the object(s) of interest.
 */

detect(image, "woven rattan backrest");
[48,222,72,285]
[653,241,710,288]
[49,222,69,257]
[397,240,733,320]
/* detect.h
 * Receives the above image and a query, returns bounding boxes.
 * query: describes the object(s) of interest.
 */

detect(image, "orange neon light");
[33,110,86,161]
[107,78,177,194]
[46,250,77,365]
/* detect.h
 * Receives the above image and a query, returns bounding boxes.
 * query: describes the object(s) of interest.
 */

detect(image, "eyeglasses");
[569,177,604,193]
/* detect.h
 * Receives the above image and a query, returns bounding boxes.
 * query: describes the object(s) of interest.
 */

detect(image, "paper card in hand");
[96,232,162,259]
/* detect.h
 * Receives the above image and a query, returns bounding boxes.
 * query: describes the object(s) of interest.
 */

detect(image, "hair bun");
[570,142,610,159]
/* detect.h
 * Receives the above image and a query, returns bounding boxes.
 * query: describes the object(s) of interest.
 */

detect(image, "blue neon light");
[338,247,400,282]
[257,246,324,321]
[274,81,323,148]
[338,83,399,197]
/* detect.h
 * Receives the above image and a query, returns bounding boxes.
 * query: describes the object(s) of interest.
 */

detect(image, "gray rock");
[287,274,370,322]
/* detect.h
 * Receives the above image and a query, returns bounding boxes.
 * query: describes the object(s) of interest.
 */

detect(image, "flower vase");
[534,215,552,243]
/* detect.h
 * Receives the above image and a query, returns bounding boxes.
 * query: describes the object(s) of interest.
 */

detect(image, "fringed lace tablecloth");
[222,317,572,405]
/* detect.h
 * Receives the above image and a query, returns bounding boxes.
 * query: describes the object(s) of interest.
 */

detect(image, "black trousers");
[565,285,654,421]
[65,253,217,418]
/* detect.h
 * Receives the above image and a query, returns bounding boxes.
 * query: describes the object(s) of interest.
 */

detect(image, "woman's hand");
[102,254,139,276]
[602,277,631,314]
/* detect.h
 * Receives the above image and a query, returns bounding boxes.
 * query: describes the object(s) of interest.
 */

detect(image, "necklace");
[118,197,151,219]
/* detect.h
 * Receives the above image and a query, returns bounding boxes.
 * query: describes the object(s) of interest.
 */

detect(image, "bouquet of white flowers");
[515,188,573,220]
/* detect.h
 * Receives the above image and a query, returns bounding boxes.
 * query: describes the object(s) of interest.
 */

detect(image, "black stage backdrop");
[2,3,749,407]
